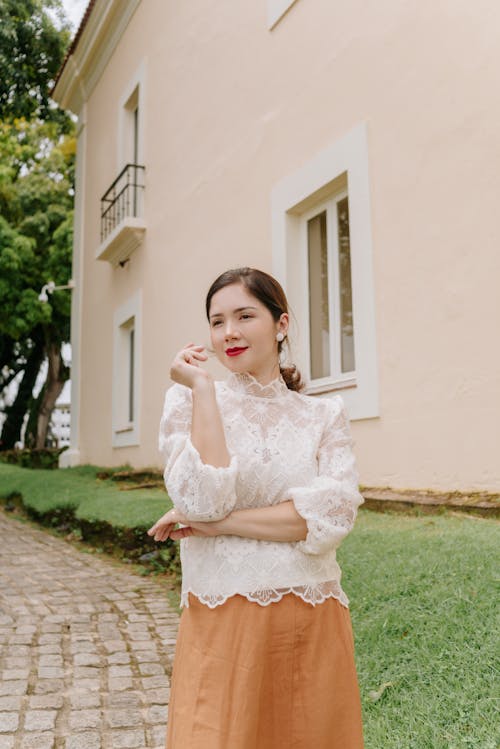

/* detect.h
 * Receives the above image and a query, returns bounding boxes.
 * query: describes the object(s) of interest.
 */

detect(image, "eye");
[211,320,222,327]
[241,314,253,320]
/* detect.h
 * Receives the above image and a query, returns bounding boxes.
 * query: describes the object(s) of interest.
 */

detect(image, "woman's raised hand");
[170,342,210,389]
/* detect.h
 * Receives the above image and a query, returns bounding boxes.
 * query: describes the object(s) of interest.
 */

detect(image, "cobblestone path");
[0,512,179,749]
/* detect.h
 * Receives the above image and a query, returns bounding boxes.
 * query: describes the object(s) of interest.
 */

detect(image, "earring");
[276,332,285,342]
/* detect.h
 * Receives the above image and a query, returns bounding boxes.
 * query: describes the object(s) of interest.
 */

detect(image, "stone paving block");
[106,653,130,665]
[39,625,62,635]
[103,640,127,653]
[6,646,29,657]
[20,732,55,749]
[39,655,63,668]
[37,644,62,655]
[146,704,168,724]
[0,736,14,749]
[132,651,159,663]
[71,679,100,693]
[141,675,170,691]
[107,729,145,748]
[24,710,57,731]
[143,688,170,705]
[147,725,167,746]
[69,710,102,731]
[69,690,100,708]
[73,653,102,667]
[0,696,22,711]
[138,662,164,676]
[71,633,93,643]
[1,668,30,680]
[70,642,95,654]
[0,713,19,732]
[33,679,64,695]
[28,694,64,709]
[73,667,101,680]
[108,677,133,692]
[37,666,65,679]
[127,640,154,651]
[105,709,142,729]
[8,635,33,645]
[0,680,28,696]
[108,666,132,679]
[4,657,30,669]
[65,732,101,749]
[105,692,141,709]
[15,626,36,635]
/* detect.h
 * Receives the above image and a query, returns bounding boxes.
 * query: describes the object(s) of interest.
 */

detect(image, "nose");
[224,320,240,340]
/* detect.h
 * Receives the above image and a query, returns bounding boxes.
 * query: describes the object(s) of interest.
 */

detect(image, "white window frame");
[112,289,142,446]
[117,59,146,173]
[268,0,299,29]
[301,190,357,390]
[271,122,379,420]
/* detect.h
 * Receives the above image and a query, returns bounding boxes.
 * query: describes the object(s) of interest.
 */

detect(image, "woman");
[148,267,365,749]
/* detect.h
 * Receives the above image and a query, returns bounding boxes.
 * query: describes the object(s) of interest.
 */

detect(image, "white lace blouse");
[158,371,364,610]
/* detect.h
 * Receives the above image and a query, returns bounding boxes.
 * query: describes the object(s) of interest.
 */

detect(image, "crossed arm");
[148,499,308,543]
[150,377,308,544]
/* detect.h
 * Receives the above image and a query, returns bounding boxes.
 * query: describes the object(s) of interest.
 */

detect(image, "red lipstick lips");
[226,347,248,357]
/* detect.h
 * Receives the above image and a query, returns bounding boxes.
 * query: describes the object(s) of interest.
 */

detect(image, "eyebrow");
[209,306,258,320]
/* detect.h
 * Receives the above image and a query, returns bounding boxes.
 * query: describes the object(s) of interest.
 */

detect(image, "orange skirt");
[166,592,364,749]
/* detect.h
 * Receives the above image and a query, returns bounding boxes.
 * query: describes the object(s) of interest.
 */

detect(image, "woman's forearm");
[219,501,308,543]
[191,378,231,468]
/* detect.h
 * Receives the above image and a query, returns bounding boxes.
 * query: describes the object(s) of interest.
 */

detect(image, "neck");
[236,362,281,386]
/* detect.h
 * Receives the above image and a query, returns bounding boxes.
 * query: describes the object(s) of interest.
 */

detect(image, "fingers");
[181,346,207,365]
[169,526,194,540]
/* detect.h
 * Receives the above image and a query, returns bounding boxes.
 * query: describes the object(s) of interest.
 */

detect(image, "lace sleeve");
[288,396,364,555]
[158,383,238,521]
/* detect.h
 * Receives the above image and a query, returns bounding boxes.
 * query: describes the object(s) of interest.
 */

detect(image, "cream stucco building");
[53,0,500,492]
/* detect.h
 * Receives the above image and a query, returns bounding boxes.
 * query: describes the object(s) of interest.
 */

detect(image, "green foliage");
[0,1,75,449]
[0,446,67,469]
[0,0,71,123]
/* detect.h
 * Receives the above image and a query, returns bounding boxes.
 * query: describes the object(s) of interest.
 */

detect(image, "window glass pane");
[129,327,135,422]
[337,197,355,372]
[307,211,330,379]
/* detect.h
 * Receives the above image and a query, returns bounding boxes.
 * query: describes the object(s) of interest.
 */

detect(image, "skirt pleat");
[166,592,364,749]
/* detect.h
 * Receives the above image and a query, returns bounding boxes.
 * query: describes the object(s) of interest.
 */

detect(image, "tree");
[0,0,71,124]
[0,1,74,450]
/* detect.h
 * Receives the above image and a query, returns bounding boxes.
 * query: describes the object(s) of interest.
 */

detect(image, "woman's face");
[208,283,288,380]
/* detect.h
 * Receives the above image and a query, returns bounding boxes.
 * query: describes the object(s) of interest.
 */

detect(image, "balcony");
[97,164,146,266]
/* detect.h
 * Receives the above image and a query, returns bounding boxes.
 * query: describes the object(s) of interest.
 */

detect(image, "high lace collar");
[225,371,289,398]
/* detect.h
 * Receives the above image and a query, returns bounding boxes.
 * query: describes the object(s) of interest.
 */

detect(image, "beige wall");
[63,0,500,490]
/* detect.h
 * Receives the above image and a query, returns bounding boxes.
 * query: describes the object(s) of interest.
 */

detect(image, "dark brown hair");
[205,267,304,392]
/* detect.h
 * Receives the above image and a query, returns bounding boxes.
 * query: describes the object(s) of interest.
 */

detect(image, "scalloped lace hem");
[180,584,350,610]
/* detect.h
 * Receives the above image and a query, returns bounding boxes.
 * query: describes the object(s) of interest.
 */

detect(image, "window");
[112,290,141,446]
[271,123,379,420]
[304,192,355,385]
[98,63,146,265]
[268,0,299,29]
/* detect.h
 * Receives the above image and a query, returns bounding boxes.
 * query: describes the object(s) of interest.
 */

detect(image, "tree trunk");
[35,341,69,449]
[0,335,45,450]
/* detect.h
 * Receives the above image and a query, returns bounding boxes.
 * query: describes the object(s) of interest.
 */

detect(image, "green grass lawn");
[340,510,499,749]
[0,462,171,526]
[0,463,497,747]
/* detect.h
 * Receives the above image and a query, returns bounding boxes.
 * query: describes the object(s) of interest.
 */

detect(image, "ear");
[278,312,289,336]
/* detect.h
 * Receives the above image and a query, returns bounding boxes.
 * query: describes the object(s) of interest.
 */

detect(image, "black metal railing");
[100,163,145,242]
